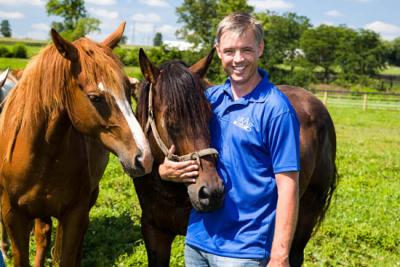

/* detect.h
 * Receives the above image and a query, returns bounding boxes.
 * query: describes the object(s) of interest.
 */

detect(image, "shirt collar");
[222,68,271,103]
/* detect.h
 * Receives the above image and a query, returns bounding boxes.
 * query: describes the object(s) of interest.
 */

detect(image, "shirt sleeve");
[267,111,300,174]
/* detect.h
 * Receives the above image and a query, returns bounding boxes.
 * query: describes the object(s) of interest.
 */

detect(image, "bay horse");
[135,49,337,267]
[134,49,224,266]
[0,23,153,267]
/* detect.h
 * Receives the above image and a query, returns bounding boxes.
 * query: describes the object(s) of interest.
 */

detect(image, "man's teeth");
[234,66,245,71]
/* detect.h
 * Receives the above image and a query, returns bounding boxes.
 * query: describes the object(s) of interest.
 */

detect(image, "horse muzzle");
[187,180,225,212]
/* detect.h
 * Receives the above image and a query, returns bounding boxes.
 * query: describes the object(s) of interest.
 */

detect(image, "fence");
[309,89,400,111]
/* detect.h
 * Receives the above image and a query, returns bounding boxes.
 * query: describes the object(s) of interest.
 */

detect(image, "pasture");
[4,106,396,266]
[0,39,399,266]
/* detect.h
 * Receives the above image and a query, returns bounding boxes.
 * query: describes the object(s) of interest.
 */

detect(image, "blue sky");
[0,0,399,47]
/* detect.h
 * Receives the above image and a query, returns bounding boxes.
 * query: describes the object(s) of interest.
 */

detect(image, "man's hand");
[158,145,199,183]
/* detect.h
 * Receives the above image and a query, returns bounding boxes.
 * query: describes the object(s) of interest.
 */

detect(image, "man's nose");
[233,50,244,62]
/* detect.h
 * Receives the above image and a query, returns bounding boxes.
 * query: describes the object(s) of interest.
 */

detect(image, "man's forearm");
[269,172,299,265]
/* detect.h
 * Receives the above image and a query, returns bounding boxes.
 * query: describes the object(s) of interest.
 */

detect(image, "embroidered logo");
[233,116,254,132]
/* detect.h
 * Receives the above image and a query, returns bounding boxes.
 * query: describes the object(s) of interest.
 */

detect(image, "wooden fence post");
[323,91,328,106]
[363,94,368,111]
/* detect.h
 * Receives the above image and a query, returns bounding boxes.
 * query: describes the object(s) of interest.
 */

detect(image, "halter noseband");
[144,83,218,163]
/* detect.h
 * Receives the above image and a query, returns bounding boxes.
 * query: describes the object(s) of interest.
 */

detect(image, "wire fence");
[308,89,400,111]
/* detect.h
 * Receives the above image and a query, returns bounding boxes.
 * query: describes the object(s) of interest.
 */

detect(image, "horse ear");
[101,22,126,49]
[51,29,78,61]
[139,48,160,84]
[0,68,9,88]
[189,47,215,78]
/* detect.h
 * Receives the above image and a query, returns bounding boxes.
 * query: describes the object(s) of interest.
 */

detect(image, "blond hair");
[216,12,264,45]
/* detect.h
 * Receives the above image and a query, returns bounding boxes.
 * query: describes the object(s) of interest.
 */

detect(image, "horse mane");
[138,60,211,145]
[0,37,125,162]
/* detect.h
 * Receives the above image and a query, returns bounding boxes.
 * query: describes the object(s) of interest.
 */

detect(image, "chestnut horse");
[0,23,153,267]
[135,49,337,267]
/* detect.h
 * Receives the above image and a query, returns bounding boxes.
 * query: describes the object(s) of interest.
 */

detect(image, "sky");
[0,0,400,48]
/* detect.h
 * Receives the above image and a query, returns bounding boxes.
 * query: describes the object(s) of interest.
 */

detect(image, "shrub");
[0,46,12,57]
[12,44,28,58]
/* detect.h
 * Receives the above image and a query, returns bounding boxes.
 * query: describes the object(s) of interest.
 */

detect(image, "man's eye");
[88,94,101,102]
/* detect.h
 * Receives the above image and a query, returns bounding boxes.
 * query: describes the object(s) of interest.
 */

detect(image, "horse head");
[50,23,153,177]
[138,48,224,212]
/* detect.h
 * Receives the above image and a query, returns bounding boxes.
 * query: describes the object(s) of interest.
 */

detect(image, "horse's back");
[278,85,336,193]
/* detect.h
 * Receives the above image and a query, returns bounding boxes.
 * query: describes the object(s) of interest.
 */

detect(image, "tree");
[153,32,163,46]
[46,0,100,40]
[176,0,253,49]
[300,25,343,83]
[0,20,11,38]
[336,28,386,76]
[385,38,400,66]
[256,12,311,73]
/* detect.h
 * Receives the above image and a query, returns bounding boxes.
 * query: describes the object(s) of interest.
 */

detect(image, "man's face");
[216,30,264,87]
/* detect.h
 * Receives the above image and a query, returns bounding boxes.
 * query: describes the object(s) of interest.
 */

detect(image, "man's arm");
[268,171,299,267]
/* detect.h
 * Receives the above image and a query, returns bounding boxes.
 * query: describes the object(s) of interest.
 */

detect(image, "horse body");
[0,24,153,267]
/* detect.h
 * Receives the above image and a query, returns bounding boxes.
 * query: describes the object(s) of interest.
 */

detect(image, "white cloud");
[138,0,168,7]
[134,23,154,33]
[364,21,400,40]
[156,25,176,37]
[89,8,119,20]
[249,0,294,11]
[131,13,161,23]
[86,0,116,6]
[31,23,49,32]
[325,10,343,17]
[0,11,25,19]
[0,0,43,6]
[26,31,48,40]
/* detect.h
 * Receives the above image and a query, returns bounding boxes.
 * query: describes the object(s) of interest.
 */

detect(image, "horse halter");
[144,83,218,164]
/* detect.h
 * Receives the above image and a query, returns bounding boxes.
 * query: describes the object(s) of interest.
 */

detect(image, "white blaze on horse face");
[97,82,152,170]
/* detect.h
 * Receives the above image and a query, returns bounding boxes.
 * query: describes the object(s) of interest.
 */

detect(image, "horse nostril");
[198,186,210,200]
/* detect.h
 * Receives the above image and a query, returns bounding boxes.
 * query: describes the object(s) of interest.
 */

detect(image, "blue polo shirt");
[185,69,300,259]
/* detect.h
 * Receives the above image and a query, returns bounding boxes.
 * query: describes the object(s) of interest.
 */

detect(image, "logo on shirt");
[233,116,254,132]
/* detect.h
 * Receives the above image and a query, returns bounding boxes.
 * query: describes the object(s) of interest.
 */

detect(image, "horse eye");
[88,94,101,102]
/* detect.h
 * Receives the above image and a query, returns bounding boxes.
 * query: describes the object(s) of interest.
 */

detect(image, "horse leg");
[52,222,63,266]
[0,212,10,261]
[142,222,175,267]
[1,198,31,267]
[290,164,337,266]
[58,207,89,267]
[51,190,95,267]
[34,217,52,267]
[289,188,322,267]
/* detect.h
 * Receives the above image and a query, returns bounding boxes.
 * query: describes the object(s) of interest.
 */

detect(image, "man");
[159,13,300,267]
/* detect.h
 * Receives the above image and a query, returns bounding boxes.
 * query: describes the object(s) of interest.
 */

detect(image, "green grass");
[3,107,398,266]
[380,65,400,75]
[0,57,30,70]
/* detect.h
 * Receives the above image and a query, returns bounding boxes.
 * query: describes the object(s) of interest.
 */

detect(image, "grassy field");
[3,106,398,266]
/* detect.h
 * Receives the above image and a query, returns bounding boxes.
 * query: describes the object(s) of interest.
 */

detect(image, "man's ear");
[258,40,265,58]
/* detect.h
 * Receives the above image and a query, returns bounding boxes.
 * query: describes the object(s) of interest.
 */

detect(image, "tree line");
[1,0,400,88]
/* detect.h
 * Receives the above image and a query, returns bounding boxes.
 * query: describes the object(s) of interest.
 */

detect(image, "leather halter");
[144,83,218,163]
